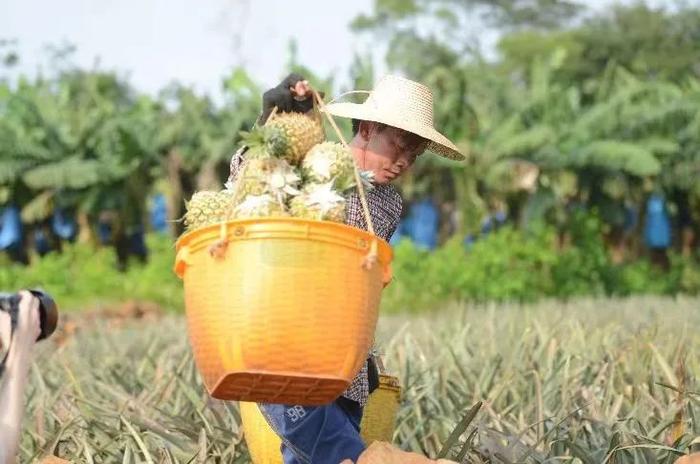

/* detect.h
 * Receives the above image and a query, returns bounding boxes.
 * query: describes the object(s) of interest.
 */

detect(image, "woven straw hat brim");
[323,102,465,161]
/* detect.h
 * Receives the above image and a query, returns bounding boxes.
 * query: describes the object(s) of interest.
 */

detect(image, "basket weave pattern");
[175,218,392,404]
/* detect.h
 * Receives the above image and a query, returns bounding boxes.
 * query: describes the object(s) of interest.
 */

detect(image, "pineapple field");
[18,297,699,463]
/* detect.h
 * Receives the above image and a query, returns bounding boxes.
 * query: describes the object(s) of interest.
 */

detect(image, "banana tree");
[157,68,260,236]
[0,69,163,265]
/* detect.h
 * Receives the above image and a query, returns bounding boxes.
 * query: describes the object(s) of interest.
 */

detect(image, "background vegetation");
[2,1,699,288]
[3,2,700,461]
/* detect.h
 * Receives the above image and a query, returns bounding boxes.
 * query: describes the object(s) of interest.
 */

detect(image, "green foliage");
[612,259,672,296]
[575,4,700,82]
[576,140,661,176]
[2,2,700,304]
[351,0,700,238]
[0,234,182,311]
[3,222,696,315]
[383,213,700,312]
[385,227,557,311]
[551,212,610,297]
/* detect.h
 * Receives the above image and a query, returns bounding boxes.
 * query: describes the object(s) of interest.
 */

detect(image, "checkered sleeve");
[225,146,247,189]
[345,185,403,241]
[341,184,403,406]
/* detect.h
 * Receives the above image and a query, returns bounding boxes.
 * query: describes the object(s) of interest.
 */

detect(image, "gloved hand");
[258,73,323,124]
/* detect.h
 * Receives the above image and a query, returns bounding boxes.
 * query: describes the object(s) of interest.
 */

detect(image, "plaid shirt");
[228,148,402,406]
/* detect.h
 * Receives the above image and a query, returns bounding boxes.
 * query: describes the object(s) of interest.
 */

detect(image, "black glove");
[258,73,323,125]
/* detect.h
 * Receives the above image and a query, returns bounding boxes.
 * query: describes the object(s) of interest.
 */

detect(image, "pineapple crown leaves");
[333,170,376,193]
[302,182,346,214]
[267,167,302,197]
[239,125,289,158]
[239,129,265,150]
[332,173,356,193]
[359,170,376,190]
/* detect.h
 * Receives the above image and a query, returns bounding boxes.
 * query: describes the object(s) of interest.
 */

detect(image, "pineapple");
[289,182,346,223]
[242,112,324,165]
[184,189,235,231]
[233,194,288,219]
[302,142,356,190]
[235,157,302,202]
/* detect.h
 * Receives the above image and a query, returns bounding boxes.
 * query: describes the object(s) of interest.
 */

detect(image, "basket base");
[210,371,350,405]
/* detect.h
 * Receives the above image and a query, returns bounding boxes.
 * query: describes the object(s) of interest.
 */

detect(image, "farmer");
[227,74,465,463]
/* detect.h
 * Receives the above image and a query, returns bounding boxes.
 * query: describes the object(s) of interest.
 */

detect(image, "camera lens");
[28,290,59,341]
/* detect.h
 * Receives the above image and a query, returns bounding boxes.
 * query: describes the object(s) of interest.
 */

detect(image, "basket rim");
[175,217,393,262]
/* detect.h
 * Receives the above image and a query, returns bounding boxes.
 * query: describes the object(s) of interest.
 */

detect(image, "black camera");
[0,290,59,341]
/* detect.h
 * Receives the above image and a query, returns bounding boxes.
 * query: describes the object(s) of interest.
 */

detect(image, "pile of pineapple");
[183,112,368,232]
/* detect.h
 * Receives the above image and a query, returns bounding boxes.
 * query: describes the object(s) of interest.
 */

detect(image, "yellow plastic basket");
[174,218,392,404]
[240,374,402,463]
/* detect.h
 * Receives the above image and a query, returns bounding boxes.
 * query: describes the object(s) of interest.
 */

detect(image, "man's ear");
[358,120,373,142]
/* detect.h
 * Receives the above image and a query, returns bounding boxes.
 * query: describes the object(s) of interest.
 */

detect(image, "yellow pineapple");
[302,142,356,191]
[235,157,302,202]
[183,189,235,231]
[242,112,324,165]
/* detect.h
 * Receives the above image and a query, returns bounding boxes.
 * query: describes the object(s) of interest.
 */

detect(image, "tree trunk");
[77,211,95,245]
[166,150,185,237]
[196,158,222,191]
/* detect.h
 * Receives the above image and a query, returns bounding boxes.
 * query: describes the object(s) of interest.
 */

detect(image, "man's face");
[355,122,428,185]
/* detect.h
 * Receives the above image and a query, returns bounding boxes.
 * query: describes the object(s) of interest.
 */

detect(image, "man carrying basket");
[227,73,465,464]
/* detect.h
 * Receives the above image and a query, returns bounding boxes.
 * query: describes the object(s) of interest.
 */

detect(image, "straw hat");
[323,75,465,161]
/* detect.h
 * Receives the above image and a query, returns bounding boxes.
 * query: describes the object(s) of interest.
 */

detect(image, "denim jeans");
[258,397,365,464]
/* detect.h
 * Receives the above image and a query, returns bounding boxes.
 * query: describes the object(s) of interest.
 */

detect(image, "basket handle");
[311,88,379,268]
[382,263,393,287]
[174,246,190,278]
[210,107,282,260]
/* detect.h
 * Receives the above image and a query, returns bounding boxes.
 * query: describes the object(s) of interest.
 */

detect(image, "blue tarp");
[33,229,52,255]
[389,218,409,246]
[97,220,112,244]
[52,209,77,240]
[128,226,148,257]
[480,211,507,236]
[150,194,168,233]
[0,206,22,250]
[623,203,638,234]
[644,193,671,249]
[463,211,508,248]
[408,199,439,250]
